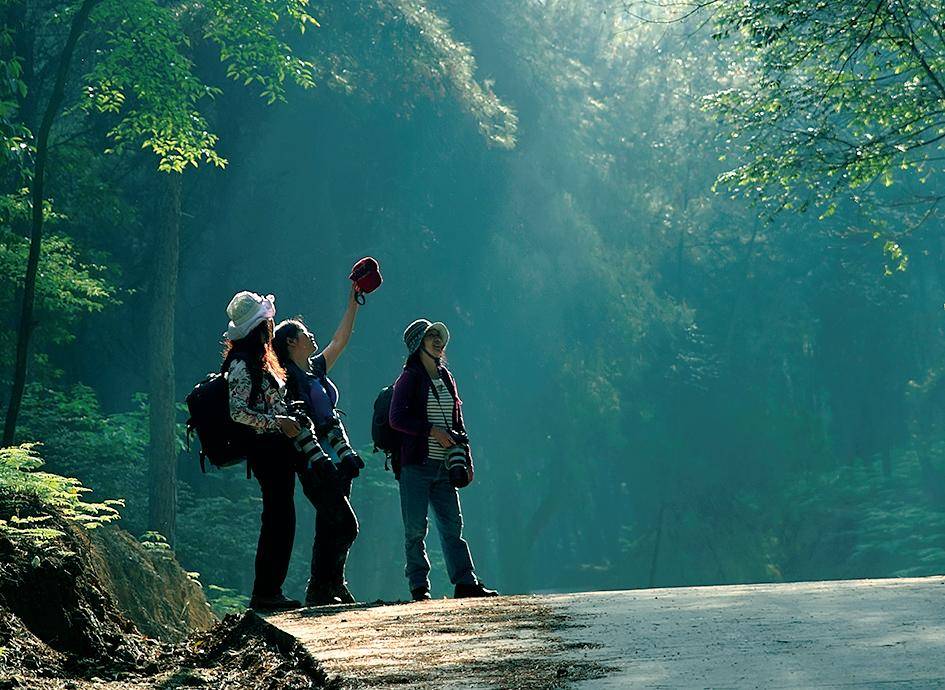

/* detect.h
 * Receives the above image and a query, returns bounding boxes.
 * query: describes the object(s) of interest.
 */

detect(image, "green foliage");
[139,530,174,561]
[205,584,249,617]
[57,0,320,172]
[84,0,227,172]
[0,26,29,169]
[706,0,945,225]
[307,0,517,148]
[202,0,318,102]
[385,0,517,148]
[176,490,262,596]
[0,443,122,548]
[777,449,945,580]
[0,198,115,373]
[16,384,150,535]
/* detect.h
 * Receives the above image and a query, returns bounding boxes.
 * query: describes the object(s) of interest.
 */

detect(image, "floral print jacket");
[226,359,287,434]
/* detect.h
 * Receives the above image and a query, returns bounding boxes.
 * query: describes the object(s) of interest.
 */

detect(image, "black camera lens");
[446,445,470,488]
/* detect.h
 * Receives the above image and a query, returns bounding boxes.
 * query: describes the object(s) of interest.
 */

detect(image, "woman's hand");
[276,415,302,438]
[430,425,456,448]
[348,283,361,309]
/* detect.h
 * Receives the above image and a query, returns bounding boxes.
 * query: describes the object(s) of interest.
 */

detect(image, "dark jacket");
[389,355,472,470]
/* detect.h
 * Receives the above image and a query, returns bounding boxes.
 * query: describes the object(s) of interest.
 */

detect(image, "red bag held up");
[349,256,382,304]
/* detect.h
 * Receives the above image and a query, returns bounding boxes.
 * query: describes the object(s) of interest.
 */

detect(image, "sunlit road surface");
[265,576,945,689]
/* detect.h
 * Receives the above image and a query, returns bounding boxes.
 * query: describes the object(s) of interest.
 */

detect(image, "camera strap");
[429,375,454,430]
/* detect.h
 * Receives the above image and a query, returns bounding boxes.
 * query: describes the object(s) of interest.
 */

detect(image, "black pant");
[249,434,298,598]
[298,466,359,591]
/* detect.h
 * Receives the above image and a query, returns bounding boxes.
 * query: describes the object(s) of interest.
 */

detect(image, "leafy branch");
[0,443,122,548]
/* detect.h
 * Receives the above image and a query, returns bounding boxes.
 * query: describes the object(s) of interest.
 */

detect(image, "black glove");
[338,453,365,479]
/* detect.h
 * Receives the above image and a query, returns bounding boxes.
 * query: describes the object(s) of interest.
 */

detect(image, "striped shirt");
[427,376,453,462]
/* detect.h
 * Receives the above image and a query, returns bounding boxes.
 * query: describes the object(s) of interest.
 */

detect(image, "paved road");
[265,576,945,688]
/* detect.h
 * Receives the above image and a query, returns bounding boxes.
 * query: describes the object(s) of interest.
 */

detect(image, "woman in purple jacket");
[390,318,498,601]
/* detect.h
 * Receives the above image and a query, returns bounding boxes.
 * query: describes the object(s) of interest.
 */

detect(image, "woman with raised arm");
[222,291,302,612]
[389,318,498,601]
[274,284,363,606]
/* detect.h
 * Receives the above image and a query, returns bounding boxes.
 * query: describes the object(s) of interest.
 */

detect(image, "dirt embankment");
[0,517,150,678]
[87,526,215,642]
[12,612,340,690]
[0,504,333,689]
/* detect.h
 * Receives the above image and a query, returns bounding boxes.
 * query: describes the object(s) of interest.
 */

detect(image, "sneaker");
[330,583,357,605]
[454,582,498,598]
[305,584,343,607]
[411,586,432,602]
[249,593,302,611]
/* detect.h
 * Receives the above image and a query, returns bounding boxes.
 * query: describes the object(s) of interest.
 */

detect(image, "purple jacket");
[389,357,473,470]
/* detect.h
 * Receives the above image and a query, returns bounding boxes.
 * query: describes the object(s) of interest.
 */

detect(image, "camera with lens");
[287,400,333,474]
[445,429,471,488]
[318,412,365,479]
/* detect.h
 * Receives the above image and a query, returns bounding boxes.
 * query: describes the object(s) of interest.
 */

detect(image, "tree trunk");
[4,0,100,445]
[647,502,665,588]
[147,172,182,545]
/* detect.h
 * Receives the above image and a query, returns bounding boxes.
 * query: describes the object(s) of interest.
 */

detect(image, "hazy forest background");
[3,0,945,612]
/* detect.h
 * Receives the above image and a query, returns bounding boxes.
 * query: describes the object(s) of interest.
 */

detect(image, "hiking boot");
[330,583,357,605]
[454,582,498,599]
[305,584,343,607]
[411,586,432,602]
[249,593,302,612]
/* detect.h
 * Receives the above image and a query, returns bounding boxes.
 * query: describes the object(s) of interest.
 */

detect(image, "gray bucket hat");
[403,318,450,354]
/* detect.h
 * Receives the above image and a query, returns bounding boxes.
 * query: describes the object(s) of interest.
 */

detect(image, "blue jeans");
[399,461,477,591]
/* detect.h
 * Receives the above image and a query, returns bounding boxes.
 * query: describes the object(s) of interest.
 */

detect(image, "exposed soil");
[3,612,338,690]
[0,515,149,678]
[88,526,216,642]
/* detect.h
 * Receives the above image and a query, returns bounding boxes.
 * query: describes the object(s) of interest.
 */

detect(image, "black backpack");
[185,363,255,473]
[371,384,401,475]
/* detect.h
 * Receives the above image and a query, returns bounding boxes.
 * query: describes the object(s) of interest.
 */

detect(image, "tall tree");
[3,0,100,445]
[147,172,181,543]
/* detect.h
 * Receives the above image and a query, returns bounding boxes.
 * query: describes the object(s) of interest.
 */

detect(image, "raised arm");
[321,285,360,372]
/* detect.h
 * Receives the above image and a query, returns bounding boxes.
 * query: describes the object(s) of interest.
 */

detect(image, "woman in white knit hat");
[222,290,304,611]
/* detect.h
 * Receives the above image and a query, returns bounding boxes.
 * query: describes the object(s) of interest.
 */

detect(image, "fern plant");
[0,443,122,548]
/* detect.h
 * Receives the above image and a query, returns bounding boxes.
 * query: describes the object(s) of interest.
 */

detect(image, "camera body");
[445,429,471,488]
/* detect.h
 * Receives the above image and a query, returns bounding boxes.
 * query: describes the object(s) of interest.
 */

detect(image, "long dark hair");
[272,318,306,371]
[222,320,285,401]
